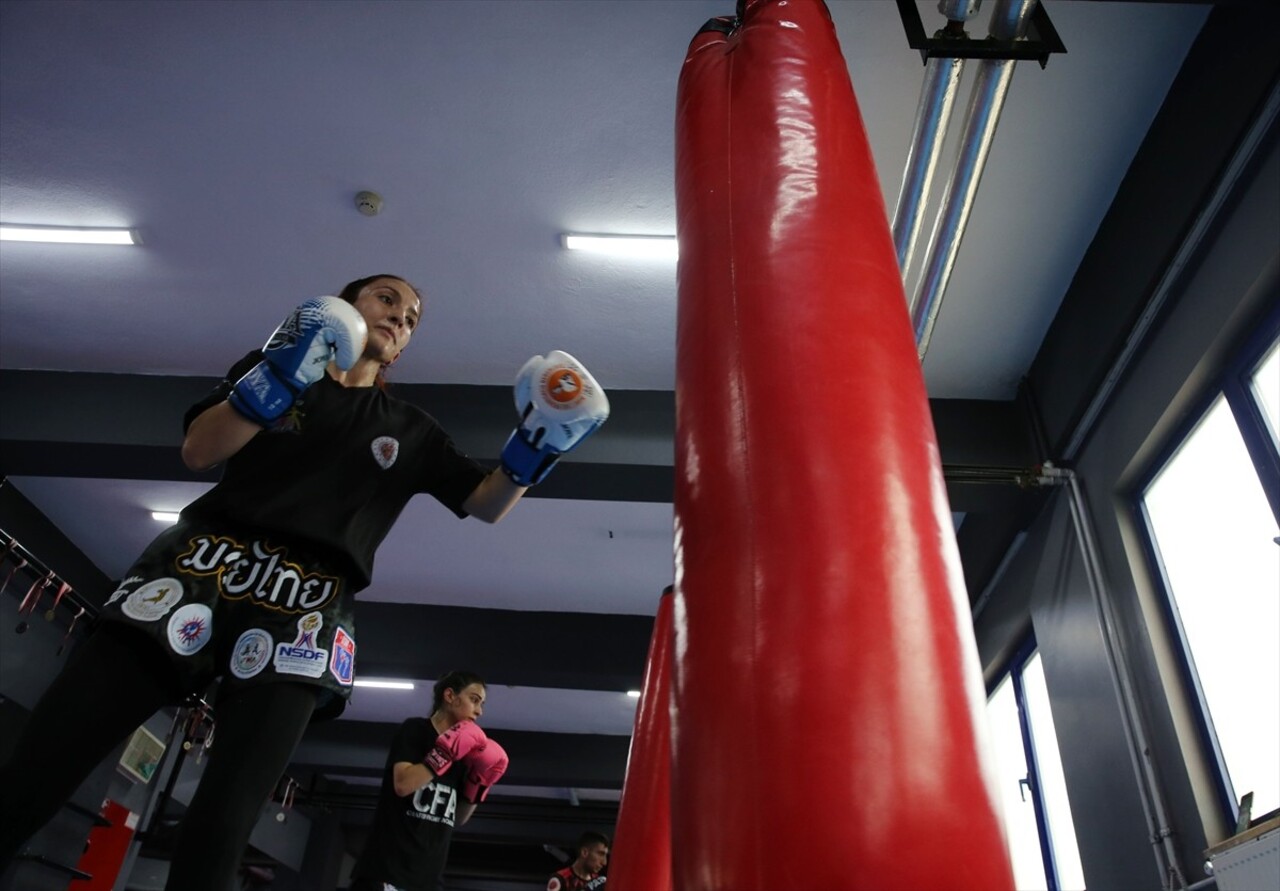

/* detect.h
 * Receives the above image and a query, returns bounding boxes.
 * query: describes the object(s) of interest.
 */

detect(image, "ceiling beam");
[353,601,654,690]
[294,720,630,790]
[1,369,1039,512]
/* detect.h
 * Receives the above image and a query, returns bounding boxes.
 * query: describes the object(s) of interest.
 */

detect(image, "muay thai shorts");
[97,519,359,720]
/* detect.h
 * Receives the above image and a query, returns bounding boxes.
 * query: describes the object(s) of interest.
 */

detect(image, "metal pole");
[1042,464,1188,889]
[910,0,1038,357]
[893,54,966,273]
[892,0,983,275]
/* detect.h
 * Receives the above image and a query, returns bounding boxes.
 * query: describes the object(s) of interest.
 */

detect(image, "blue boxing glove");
[501,351,610,486]
[228,296,368,426]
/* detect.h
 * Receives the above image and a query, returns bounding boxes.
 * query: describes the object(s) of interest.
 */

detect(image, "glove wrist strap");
[423,750,451,776]
[500,430,560,486]
[228,361,298,427]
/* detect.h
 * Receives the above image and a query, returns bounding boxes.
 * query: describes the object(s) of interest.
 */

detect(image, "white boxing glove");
[501,350,610,486]
[228,296,368,426]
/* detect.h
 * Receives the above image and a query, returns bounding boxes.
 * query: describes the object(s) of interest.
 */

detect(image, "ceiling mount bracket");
[896,0,1066,69]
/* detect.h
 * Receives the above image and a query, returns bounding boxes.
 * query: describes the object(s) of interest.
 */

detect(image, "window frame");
[1224,325,1280,522]
[1131,303,1280,829]
[988,633,1062,891]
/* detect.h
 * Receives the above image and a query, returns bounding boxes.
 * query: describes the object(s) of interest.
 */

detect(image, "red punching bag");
[608,587,675,891]
[670,1,1015,888]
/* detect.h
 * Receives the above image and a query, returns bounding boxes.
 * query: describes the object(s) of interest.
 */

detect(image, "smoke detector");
[355,191,383,216]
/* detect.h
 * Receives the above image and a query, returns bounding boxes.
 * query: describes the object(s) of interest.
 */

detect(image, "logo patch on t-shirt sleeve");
[371,436,400,469]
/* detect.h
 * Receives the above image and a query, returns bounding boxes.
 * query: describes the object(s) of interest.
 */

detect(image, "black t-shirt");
[355,718,462,891]
[180,352,488,591]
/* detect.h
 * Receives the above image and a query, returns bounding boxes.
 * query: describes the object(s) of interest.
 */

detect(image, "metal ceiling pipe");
[890,2,980,272]
[892,56,965,272]
[910,0,1038,357]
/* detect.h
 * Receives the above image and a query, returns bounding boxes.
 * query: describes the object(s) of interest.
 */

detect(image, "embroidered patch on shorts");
[329,626,355,686]
[106,576,144,607]
[371,435,399,470]
[122,577,184,622]
[230,627,274,680]
[166,603,213,656]
[274,611,328,678]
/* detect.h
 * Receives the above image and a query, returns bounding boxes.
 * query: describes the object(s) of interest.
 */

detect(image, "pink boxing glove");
[424,720,487,777]
[461,739,509,803]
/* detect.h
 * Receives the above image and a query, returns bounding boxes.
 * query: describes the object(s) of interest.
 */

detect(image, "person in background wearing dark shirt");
[547,830,610,890]
[352,670,508,891]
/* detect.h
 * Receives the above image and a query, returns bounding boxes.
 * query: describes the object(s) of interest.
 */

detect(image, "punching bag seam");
[723,27,769,885]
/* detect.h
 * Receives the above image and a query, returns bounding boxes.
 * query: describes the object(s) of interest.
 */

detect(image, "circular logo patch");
[230,627,273,679]
[542,365,584,407]
[166,603,213,656]
[122,577,184,622]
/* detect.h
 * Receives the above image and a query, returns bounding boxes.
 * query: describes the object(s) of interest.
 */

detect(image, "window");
[987,639,1087,890]
[1140,327,1280,825]
[1251,339,1279,445]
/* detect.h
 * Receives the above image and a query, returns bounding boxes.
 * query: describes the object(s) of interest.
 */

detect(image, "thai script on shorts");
[175,534,340,613]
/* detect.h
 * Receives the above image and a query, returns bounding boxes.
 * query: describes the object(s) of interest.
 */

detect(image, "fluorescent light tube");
[561,233,677,259]
[626,690,642,698]
[151,511,180,523]
[0,225,138,245]
[354,679,416,690]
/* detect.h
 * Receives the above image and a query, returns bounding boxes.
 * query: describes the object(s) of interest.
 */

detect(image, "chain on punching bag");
[670,1,1015,887]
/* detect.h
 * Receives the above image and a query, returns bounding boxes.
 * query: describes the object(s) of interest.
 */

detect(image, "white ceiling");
[0,1,1206,398]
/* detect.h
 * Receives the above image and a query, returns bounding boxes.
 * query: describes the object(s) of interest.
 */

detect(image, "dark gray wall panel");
[1029,496,1160,891]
